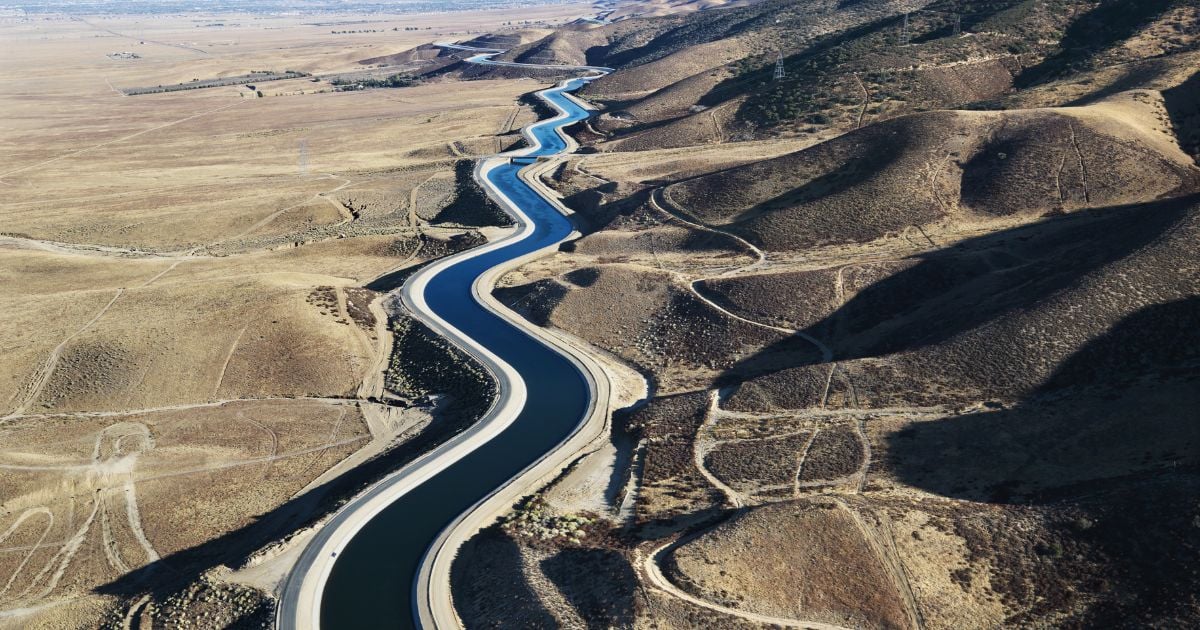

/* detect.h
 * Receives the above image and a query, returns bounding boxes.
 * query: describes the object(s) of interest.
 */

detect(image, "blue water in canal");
[320,78,596,628]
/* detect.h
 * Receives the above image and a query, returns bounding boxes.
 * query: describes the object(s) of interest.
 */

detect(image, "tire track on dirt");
[4,288,124,419]
[217,174,354,245]
[650,188,835,362]
[831,497,924,630]
[212,323,251,398]
[694,389,745,509]
[0,509,54,602]
[639,533,853,630]
[0,102,240,181]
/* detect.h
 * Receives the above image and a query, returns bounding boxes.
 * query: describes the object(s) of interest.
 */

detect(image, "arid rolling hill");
[662,92,1196,250]
[449,1,1200,628]
[0,4,584,627]
[3,0,1197,627]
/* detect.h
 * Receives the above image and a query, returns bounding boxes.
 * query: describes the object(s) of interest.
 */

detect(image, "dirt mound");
[357,43,443,66]
[495,21,644,67]
[494,264,790,392]
[669,499,917,628]
[461,29,551,50]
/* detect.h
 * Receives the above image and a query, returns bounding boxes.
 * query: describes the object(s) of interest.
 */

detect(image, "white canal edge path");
[277,54,614,630]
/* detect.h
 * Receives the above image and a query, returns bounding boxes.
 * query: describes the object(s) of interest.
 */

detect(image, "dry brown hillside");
[0,6,591,626]
[585,36,753,101]
[663,93,1197,250]
[450,3,1200,628]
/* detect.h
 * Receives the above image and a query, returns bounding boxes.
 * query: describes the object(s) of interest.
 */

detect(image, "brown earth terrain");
[0,2,592,627]
[449,1,1200,628]
[4,0,1199,627]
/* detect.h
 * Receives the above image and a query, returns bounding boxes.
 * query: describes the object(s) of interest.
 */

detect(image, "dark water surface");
[320,78,595,629]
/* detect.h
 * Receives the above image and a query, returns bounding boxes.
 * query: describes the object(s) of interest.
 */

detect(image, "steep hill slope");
[663,92,1196,250]
[569,0,1199,142]
[448,2,1200,628]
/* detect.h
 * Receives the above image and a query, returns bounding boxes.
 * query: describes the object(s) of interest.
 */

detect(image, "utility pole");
[773,50,786,81]
[298,139,309,177]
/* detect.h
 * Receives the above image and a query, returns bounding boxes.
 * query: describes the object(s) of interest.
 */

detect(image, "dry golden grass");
[0,79,541,249]
[670,498,916,629]
[0,9,561,416]
[585,35,754,101]
[569,135,832,183]
[0,7,592,625]
[0,399,367,616]
[663,94,1197,251]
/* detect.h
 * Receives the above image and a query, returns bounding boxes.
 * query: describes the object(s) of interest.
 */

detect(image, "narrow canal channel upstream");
[318,76,600,628]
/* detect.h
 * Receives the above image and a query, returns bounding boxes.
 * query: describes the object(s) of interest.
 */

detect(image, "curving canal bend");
[279,57,609,629]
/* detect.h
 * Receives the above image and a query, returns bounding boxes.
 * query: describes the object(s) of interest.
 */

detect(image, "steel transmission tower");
[899,12,910,46]
[298,139,309,177]
[774,51,786,81]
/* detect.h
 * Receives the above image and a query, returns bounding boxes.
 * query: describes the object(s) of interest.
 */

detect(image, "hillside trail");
[1,397,354,424]
[638,189,925,628]
[638,530,854,630]
[0,422,160,607]
[831,496,925,630]
[693,389,746,510]
[73,17,208,55]
[648,188,835,363]
[0,419,367,610]
[215,174,355,247]
[553,140,929,628]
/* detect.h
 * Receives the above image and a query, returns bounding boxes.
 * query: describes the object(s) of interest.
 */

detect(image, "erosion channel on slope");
[278,53,611,630]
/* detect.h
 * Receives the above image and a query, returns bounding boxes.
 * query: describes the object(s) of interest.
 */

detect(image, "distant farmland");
[122,71,308,95]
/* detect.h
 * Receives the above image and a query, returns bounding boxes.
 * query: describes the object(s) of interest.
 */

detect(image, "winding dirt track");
[639,531,853,630]
[3,288,125,419]
[649,188,833,361]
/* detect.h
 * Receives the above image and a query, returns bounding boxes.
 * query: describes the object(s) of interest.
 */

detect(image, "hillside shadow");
[885,296,1200,504]
[721,194,1196,383]
[731,127,912,232]
[450,527,558,628]
[94,403,484,602]
[1065,57,1178,106]
[1163,70,1200,164]
[431,160,514,227]
[1015,0,1182,88]
[880,297,1200,624]
[540,548,637,628]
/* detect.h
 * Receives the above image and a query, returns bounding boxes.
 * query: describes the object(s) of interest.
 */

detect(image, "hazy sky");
[5,0,566,15]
